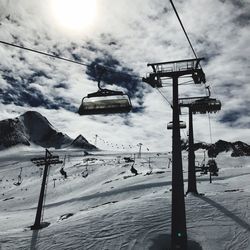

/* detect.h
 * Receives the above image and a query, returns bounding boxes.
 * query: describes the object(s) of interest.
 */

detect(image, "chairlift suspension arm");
[96,65,107,91]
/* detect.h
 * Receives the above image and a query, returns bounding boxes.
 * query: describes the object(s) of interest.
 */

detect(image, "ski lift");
[13,167,22,186]
[60,168,67,179]
[192,69,206,84]
[13,176,22,186]
[207,159,219,176]
[78,66,132,115]
[130,163,138,176]
[191,98,221,114]
[167,121,186,129]
[81,167,88,178]
[195,163,208,175]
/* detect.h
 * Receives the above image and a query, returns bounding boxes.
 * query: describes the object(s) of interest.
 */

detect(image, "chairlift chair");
[191,98,221,114]
[78,89,132,115]
[78,65,132,115]
[167,121,187,129]
[206,159,219,176]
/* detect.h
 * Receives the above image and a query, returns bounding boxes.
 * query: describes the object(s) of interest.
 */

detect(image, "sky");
[0,0,249,152]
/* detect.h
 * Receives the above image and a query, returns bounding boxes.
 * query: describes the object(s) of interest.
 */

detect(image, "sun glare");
[51,0,97,32]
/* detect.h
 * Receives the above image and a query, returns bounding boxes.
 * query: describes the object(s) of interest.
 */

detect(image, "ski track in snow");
[0,150,250,249]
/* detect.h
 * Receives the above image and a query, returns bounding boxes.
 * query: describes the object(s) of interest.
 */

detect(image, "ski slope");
[0,149,249,250]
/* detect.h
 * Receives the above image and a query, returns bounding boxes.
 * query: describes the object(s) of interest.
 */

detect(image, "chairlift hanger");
[78,65,132,115]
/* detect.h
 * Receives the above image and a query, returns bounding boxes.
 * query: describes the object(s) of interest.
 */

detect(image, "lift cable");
[207,113,213,144]
[0,40,89,67]
[169,0,215,145]
[0,40,141,79]
[0,163,37,174]
[169,0,199,61]
[169,0,215,98]
[169,0,210,93]
[156,88,173,108]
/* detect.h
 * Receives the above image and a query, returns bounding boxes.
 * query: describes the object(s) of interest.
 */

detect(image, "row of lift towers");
[143,57,221,249]
[29,58,221,250]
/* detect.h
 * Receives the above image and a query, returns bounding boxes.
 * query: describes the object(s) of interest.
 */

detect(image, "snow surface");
[0,149,249,250]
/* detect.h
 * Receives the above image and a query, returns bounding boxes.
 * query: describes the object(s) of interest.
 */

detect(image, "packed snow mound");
[0,111,96,150]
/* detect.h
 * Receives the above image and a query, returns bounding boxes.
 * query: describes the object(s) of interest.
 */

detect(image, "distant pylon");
[137,143,143,158]
[30,149,63,230]
[94,134,98,146]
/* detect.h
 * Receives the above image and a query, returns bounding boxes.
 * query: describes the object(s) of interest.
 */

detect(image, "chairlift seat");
[167,121,186,129]
[207,159,219,174]
[191,98,221,114]
[78,89,132,115]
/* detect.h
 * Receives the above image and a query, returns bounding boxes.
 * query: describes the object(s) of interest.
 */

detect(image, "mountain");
[182,139,250,157]
[70,134,96,150]
[207,140,250,157]
[0,111,96,150]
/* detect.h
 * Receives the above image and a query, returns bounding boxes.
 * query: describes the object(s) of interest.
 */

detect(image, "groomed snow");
[0,149,249,249]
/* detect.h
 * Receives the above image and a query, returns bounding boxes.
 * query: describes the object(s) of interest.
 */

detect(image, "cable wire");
[156,88,173,108]
[207,113,213,144]
[169,0,217,146]
[0,40,141,79]
[169,0,199,60]
[0,40,89,66]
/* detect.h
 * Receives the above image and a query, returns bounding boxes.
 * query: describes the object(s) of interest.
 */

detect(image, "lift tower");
[30,149,63,230]
[143,58,206,250]
[179,97,221,195]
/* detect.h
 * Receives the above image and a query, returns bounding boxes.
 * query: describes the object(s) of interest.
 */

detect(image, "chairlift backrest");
[78,89,132,115]
[191,98,221,114]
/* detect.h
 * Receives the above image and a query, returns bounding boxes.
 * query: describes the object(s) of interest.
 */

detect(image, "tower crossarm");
[143,58,206,88]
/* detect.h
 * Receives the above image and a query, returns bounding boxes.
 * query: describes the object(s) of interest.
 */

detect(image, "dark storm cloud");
[54,83,68,89]
[0,70,76,111]
[86,58,139,94]
[220,110,241,125]
[220,108,250,128]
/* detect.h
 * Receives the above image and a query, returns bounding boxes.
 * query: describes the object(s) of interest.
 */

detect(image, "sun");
[51,0,97,32]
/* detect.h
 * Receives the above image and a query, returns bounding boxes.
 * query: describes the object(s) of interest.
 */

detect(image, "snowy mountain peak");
[70,134,96,150]
[73,135,88,143]
[0,111,96,151]
[188,139,250,157]
[20,111,53,128]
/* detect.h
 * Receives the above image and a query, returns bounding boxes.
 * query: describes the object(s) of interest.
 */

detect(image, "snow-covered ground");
[0,149,249,250]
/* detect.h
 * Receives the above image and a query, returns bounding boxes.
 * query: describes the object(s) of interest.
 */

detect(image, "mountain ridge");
[182,139,250,157]
[0,111,96,151]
